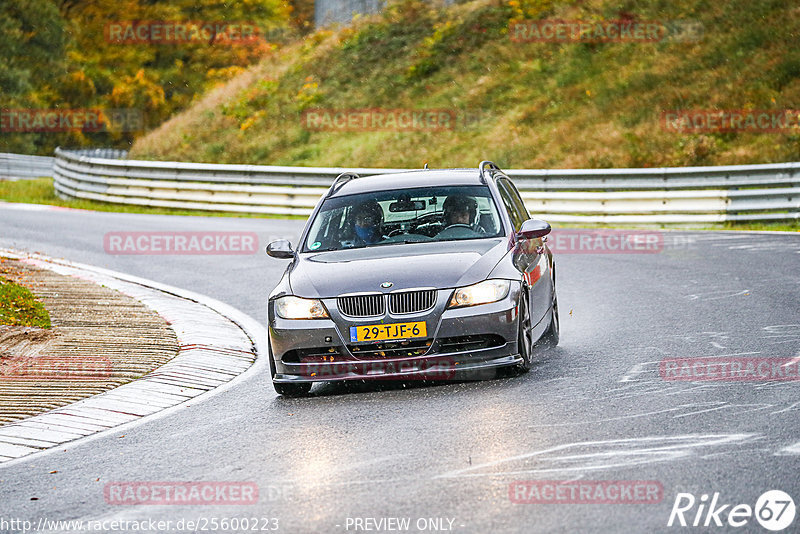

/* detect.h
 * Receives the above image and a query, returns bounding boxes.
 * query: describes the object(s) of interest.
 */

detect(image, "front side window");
[303,185,504,252]
[497,179,528,231]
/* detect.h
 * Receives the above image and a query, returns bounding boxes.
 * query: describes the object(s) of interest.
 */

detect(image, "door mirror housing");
[516,219,552,241]
[266,239,295,259]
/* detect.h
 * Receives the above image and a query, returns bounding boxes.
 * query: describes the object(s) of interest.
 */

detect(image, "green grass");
[0,178,304,219]
[0,275,51,328]
[552,221,799,232]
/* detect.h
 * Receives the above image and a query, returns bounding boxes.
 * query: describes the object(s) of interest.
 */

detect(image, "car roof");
[329,169,489,197]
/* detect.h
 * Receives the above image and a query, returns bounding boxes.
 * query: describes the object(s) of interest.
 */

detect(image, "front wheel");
[273,382,312,397]
[513,288,533,374]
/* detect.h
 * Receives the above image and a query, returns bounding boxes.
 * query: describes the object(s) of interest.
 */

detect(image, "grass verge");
[0,178,305,219]
[0,274,51,328]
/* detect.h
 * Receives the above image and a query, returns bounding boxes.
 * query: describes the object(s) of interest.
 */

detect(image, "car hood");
[289,238,509,298]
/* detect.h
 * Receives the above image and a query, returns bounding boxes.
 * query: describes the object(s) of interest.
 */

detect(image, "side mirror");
[516,219,551,240]
[266,239,295,259]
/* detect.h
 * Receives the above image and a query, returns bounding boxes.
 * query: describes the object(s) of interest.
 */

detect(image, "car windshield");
[302,185,504,252]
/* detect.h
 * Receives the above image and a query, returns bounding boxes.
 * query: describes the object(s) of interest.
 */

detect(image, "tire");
[514,288,533,374]
[273,381,313,397]
[540,293,560,348]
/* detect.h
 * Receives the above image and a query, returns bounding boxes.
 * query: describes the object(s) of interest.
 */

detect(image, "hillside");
[130,0,800,169]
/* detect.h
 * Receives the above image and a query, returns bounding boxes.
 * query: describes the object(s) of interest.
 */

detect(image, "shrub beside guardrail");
[47,147,800,223]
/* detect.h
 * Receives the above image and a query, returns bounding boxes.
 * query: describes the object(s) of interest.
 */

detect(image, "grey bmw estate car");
[266,161,559,396]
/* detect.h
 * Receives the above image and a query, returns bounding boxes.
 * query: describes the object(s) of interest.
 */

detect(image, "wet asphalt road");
[0,203,799,533]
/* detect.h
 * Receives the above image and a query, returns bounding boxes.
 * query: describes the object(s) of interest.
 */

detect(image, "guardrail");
[52,147,800,224]
[0,153,54,179]
[1,149,128,181]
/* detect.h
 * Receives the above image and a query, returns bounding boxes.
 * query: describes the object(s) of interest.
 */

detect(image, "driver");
[442,194,478,229]
[353,200,385,245]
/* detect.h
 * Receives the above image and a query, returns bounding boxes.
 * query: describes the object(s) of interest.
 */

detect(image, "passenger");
[353,200,385,245]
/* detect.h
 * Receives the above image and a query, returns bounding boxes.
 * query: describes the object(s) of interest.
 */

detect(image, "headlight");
[448,279,511,309]
[274,296,329,319]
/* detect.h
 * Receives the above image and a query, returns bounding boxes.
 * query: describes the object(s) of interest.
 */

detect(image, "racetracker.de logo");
[0,355,112,380]
[104,21,263,45]
[0,109,142,133]
[301,108,484,132]
[104,482,259,505]
[660,357,800,382]
[509,480,663,504]
[104,232,258,255]
[547,229,664,254]
[661,109,800,133]
[510,19,703,43]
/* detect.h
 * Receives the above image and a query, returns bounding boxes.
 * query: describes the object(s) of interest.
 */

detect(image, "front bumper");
[269,284,522,383]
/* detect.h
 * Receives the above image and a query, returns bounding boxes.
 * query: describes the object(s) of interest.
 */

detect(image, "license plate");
[350,321,427,342]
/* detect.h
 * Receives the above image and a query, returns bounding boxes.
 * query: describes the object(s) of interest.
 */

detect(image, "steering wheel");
[443,224,473,230]
[388,228,407,237]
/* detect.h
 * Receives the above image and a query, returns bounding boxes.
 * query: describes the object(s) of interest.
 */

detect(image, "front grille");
[388,289,436,315]
[338,293,385,317]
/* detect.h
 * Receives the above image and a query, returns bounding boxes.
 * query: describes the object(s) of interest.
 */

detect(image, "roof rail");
[329,171,360,195]
[478,160,500,183]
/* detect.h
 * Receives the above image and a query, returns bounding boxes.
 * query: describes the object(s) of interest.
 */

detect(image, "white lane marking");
[618,360,658,383]
[619,351,763,383]
[685,289,751,301]
[526,404,722,428]
[672,403,772,419]
[782,355,800,368]
[434,434,755,479]
[771,402,800,415]
[776,442,800,456]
